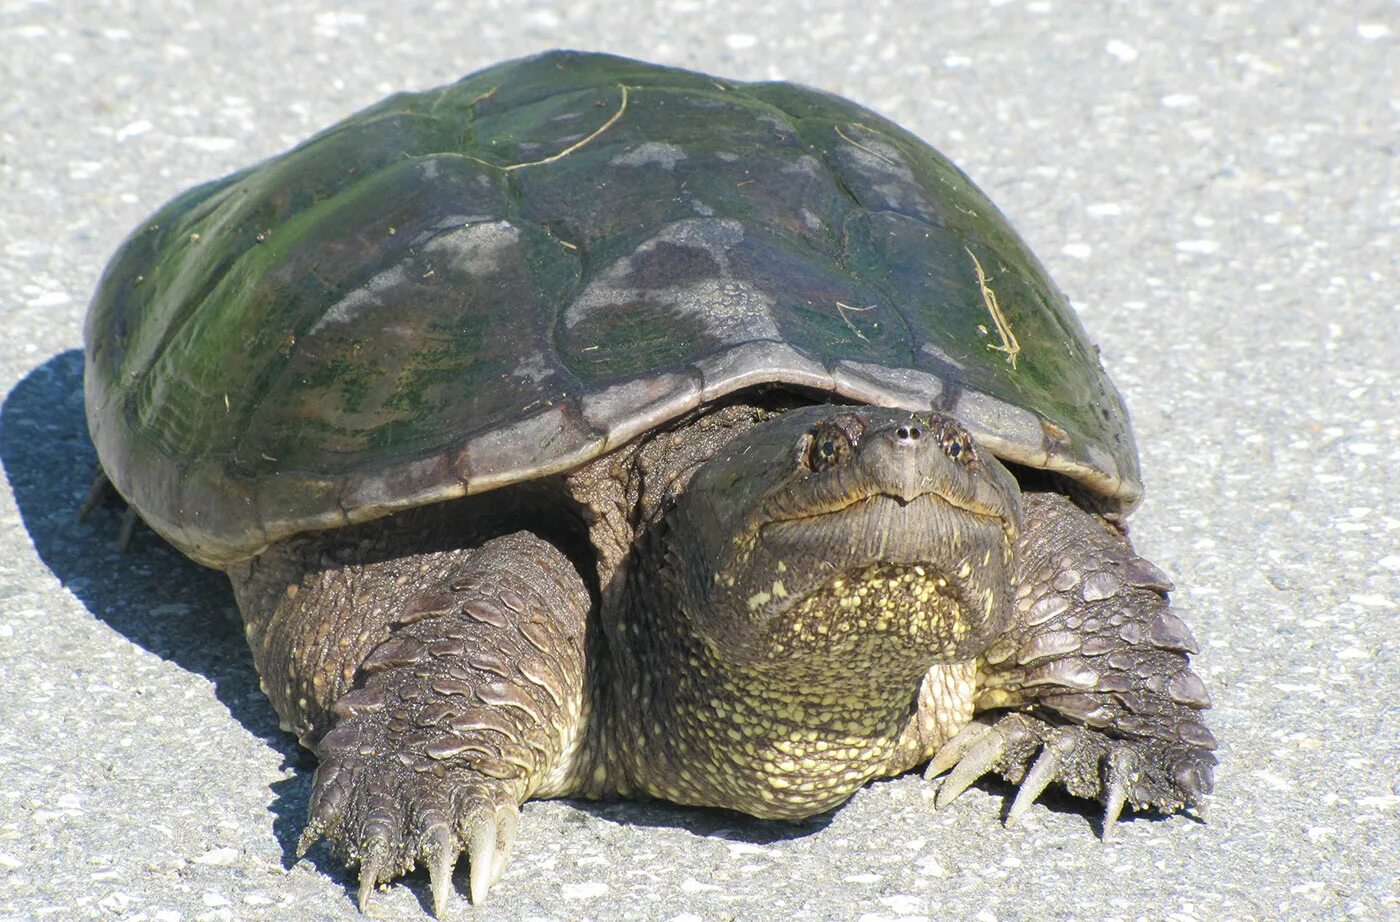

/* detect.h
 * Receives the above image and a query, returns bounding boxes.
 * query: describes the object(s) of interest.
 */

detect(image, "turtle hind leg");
[230,524,594,914]
[927,491,1216,835]
[76,467,112,522]
[77,466,140,550]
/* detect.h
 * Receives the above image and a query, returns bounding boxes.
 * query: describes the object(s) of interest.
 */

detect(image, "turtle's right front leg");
[924,492,1215,834]
[232,529,592,914]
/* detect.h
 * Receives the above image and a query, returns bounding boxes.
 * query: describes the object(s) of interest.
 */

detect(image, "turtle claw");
[426,827,459,918]
[1100,749,1132,841]
[467,823,496,905]
[933,726,1007,810]
[492,804,519,882]
[1005,735,1068,826]
[357,855,387,913]
[924,719,994,781]
[295,822,325,860]
[464,801,518,904]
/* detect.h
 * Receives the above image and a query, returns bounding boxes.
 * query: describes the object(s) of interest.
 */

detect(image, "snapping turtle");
[85,51,1215,914]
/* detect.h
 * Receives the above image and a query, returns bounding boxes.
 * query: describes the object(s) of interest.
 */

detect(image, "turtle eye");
[940,428,976,465]
[805,423,855,472]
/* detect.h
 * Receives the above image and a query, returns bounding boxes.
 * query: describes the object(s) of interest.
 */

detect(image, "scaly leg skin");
[233,527,591,915]
[927,492,1216,837]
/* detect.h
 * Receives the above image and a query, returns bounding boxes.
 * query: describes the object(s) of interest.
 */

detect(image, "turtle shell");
[85,50,1139,568]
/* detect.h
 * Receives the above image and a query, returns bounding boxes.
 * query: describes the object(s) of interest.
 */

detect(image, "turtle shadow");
[0,350,311,819]
[939,773,1200,837]
[569,797,832,843]
[288,795,829,915]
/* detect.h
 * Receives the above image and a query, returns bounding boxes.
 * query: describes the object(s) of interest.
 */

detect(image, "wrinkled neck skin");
[579,402,1019,819]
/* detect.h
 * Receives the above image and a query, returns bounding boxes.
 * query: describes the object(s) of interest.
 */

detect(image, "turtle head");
[667,405,1022,674]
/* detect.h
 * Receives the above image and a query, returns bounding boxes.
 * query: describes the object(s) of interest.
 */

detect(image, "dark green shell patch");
[85,50,1138,566]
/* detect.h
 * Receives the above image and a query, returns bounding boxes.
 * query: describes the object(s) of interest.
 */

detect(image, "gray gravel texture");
[2,1,1397,920]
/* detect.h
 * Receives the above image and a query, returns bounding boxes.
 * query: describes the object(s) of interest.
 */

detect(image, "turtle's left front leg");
[231,518,595,914]
[927,492,1216,835]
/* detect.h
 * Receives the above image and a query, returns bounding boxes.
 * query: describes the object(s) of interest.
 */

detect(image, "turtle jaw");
[668,405,1023,672]
[741,491,1017,670]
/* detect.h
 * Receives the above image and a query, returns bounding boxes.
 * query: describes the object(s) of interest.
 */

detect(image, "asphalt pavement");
[2,2,1396,920]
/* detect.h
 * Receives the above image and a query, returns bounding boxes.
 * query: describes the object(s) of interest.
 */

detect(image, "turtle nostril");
[895,425,922,441]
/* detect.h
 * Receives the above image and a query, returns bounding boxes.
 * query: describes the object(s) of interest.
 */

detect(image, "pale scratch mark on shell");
[834,300,875,341]
[966,246,1020,369]
[835,123,897,167]
[504,84,630,172]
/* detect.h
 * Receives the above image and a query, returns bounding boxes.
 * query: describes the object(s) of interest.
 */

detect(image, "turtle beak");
[848,418,1019,529]
[864,421,929,504]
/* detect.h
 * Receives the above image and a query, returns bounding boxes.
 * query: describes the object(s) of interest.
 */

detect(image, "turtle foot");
[298,731,522,915]
[926,711,1215,837]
